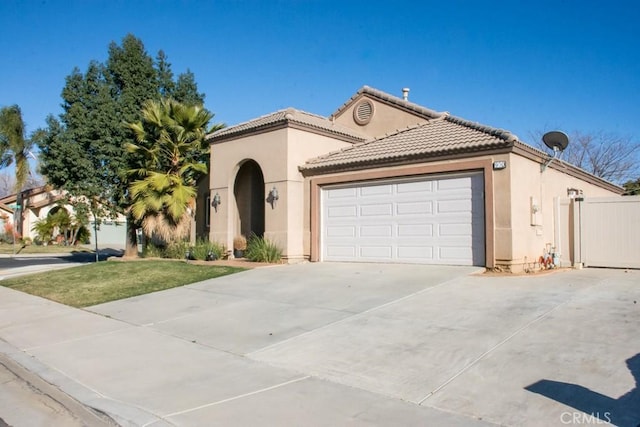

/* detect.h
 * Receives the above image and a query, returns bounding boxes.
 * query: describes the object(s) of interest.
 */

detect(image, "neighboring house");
[0,186,127,247]
[0,186,67,240]
[206,86,622,271]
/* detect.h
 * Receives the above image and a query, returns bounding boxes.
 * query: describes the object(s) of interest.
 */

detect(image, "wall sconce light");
[267,186,279,209]
[567,188,582,199]
[211,192,221,212]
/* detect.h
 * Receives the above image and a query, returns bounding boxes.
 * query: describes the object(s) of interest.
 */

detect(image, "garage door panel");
[437,176,473,190]
[396,201,433,215]
[327,205,357,218]
[360,225,393,237]
[328,188,357,198]
[439,246,473,261]
[398,224,433,237]
[360,185,393,196]
[436,199,472,213]
[397,180,433,193]
[322,172,485,266]
[326,226,356,237]
[360,246,393,258]
[360,203,393,216]
[398,246,434,259]
[326,246,356,258]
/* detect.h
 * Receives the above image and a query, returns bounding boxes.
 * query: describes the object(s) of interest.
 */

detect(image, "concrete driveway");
[0,263,638,426]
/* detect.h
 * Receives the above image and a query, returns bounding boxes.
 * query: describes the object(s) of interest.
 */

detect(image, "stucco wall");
[507,153,620,271]
[283,128,352,260]
[491,153,513,263]
[209,128,288,254]
[24,203,71,240]
[21,189,66,240]
[209,127,351,260]
[333,96,428,139]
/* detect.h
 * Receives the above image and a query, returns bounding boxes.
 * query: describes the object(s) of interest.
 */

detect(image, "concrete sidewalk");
[0,352,116,426]
[0,263,638,426]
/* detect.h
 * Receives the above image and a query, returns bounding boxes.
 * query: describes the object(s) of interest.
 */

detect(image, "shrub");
[164,240,191,259]
[33,217,54,244]
[32,208,89,245]
[76,225,91,244]
[1,222,20,243]
[190,238,225,261]
[245,235,282,263]
[143,242,165,258]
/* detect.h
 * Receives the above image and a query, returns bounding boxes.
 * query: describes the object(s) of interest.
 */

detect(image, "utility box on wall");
[530,197,541,226]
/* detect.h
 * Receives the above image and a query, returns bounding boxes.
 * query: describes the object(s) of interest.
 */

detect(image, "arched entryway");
[234,160,265,238]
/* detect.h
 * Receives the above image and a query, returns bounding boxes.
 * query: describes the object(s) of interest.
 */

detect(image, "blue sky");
[1,0,639,148]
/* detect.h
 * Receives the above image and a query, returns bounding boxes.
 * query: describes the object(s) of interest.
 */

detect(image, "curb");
[0,352,119,426]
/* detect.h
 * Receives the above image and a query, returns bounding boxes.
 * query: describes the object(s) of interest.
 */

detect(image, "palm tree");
[0,105,36,192]
[126,99,214,244]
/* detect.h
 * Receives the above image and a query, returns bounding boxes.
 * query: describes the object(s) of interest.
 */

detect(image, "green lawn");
[1,260,245,307]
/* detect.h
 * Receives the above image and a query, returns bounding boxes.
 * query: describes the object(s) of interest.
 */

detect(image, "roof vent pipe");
[402,87,410,101]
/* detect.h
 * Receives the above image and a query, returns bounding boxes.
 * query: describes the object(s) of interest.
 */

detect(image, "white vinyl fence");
[556,196,640,269]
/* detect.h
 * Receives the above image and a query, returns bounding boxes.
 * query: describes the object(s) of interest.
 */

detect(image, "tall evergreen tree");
[39,62,120,257]
[38,34,209,256]
[174,70,206,106]
[156,50,175,99]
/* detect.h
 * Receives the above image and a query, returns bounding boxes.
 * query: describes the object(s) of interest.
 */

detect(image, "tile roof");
[207,108,367,143]
[301,114,518,172]
[0,185,52,204]
[332,85,444,120]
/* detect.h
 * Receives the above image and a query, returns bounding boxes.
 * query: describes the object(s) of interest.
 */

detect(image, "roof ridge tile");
[332,85,444,120]
[208,107,367,142]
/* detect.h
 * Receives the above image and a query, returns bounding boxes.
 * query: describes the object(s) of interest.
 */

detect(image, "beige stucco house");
[0,186,126,247]
[0,186,68,239]
[207,86,622,271]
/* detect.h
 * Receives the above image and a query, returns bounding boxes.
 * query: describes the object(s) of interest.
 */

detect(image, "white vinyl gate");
[556,196,640,269]
[321,172,485,265]
[577,196,640,268]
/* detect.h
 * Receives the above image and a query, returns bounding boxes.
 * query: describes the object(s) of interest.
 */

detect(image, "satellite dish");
[542,131,569,152]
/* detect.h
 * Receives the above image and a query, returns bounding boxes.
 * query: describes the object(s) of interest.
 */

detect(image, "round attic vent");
[353,99,374,125]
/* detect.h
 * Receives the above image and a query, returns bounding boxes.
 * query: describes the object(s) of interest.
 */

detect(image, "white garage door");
[321,172,485,265]
[90,220,126,247]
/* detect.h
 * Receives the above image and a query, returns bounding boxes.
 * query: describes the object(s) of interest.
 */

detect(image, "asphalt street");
[0,252,101,269]
[0,249,124,280]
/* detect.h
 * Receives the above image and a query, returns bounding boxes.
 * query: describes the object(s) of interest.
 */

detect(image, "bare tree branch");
[531,130,640,184]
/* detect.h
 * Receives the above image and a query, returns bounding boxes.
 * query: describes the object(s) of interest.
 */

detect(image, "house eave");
[208,120,366,145]
[512,142,624,194]
[301,141,624,194]
[300,145,514,177]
